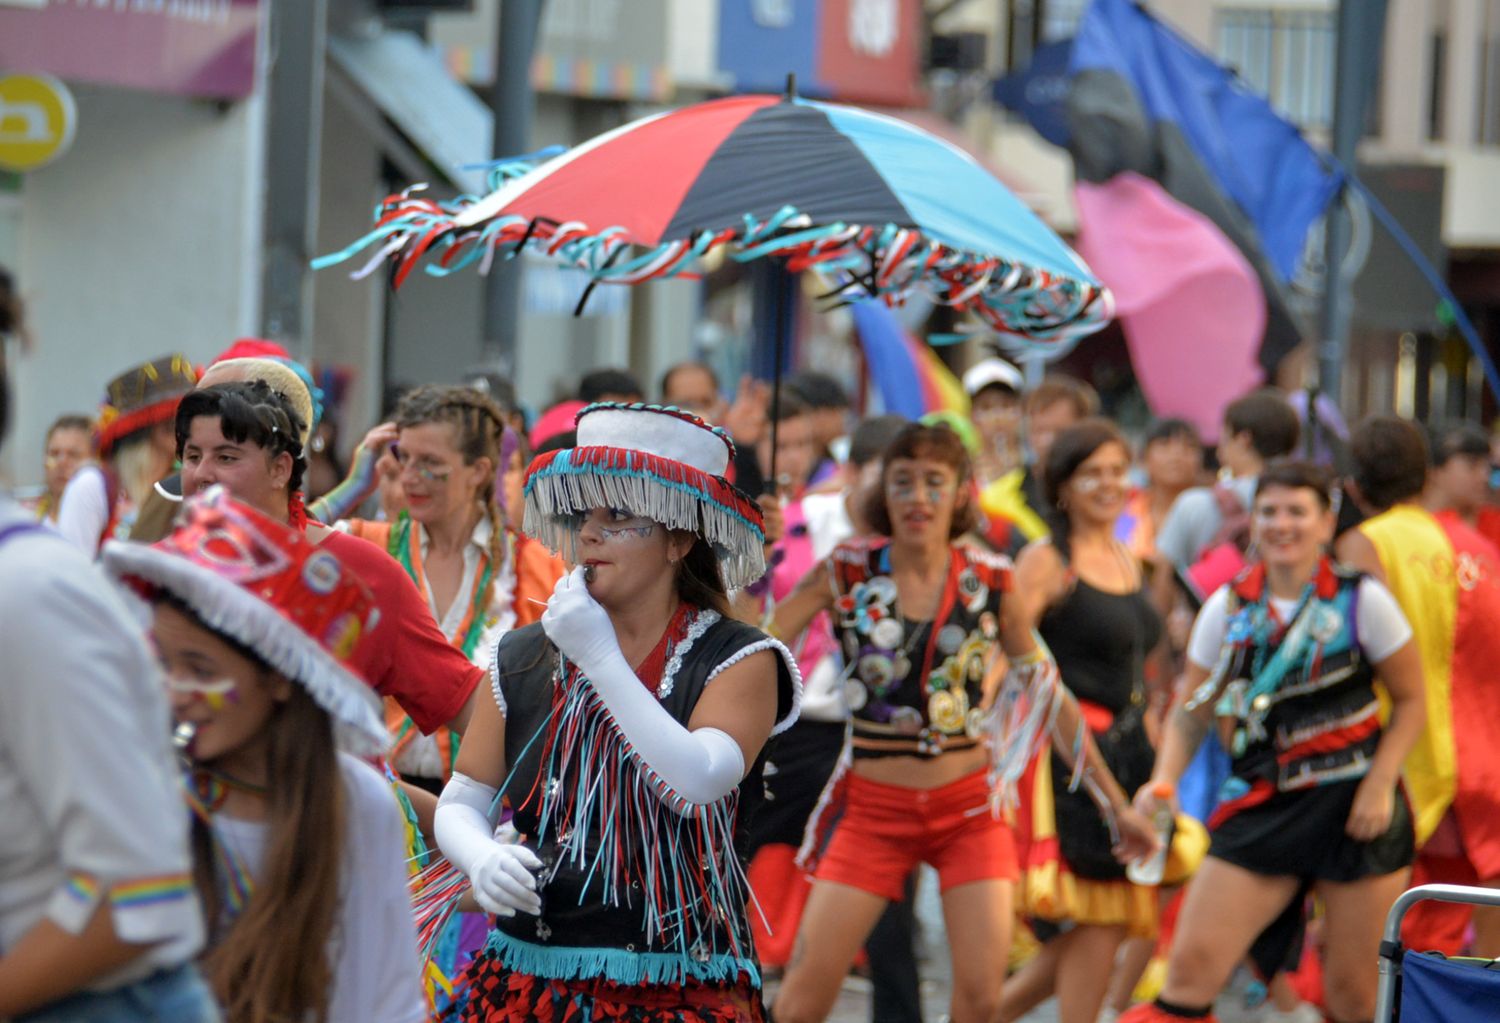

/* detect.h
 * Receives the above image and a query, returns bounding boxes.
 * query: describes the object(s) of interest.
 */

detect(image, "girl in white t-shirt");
[103,488,426,1023]
[1119,461,1425,1023]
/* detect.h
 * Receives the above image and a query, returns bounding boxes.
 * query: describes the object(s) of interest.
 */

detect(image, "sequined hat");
[101,488,387,753]
[96,354,199,457]
[522,402,766,589]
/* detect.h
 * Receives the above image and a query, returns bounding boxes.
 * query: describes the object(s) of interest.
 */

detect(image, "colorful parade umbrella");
[319,88,1112,344]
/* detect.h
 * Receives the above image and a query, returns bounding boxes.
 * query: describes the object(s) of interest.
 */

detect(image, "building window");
[1482,0,1500,144]
[1040,0,1088,42]
[1216,8,1335,130]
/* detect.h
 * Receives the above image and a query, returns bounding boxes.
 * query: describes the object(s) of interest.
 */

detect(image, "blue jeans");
[17,964,220,1023]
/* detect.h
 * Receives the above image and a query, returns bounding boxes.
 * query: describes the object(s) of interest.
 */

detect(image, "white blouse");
[212,754,426,1023]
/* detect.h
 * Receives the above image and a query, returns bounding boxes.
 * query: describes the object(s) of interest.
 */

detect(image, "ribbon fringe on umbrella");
[315,192,1113,343]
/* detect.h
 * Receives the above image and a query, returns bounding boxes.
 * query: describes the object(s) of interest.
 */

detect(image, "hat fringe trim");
[101,542,389,755]
[523,447,767,591]
[315,194,1112,343]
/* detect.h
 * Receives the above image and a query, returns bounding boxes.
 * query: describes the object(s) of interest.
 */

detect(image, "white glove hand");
[541,566,624,677]
[539,566,750,810]
[469,842,545,918]
[436,772,546,918]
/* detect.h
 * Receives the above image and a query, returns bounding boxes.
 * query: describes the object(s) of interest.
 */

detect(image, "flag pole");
[1315,0,1386,433]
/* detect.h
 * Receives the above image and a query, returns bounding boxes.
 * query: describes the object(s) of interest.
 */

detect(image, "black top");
[490,613,796,979]
[1039,577,1162,714]
[829,539,1011,759]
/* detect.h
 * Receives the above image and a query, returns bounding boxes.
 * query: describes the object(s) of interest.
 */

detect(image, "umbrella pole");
[767,260,787,495]
[765,70,799,497]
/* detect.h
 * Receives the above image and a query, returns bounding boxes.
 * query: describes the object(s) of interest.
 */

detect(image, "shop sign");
[0,74,76,172]
[0,1,261,100]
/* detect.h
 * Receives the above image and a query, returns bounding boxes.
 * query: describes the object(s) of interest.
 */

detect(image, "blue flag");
[992,39,1075,149]
[1069,0,1340,281]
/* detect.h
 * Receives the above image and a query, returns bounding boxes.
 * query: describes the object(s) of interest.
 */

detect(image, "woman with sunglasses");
[769,422,1155,1023]
[1121,461,1423,1023]
[337,386,565,792]
[435,402,799,1020]
[996,419,1186,1023]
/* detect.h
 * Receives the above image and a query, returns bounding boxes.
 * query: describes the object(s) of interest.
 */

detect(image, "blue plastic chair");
[1375,884,1500,1022]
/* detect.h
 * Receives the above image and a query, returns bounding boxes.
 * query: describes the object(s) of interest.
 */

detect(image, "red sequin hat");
[101,488,387,753]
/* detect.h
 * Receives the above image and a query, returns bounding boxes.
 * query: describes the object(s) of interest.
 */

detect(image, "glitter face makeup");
[595,508,657,541]
[166,676,240,711]
[1069,465,1128,494]
[390,443,454,483]
[599,522,656,540]
[889,481,952,505]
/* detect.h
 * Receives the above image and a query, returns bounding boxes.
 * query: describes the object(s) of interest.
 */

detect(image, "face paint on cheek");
[168,677,240,711]
[926,486,948,506]
[598,523,656,541]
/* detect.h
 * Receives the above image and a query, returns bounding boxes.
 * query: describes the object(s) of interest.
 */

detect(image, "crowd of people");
[3,332,1499,1023]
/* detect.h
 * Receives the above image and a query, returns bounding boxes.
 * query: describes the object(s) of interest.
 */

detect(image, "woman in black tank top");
[1000,420,1172,1023]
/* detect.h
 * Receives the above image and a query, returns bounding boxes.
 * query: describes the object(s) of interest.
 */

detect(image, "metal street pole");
[1317,0,1387,407]
[482,0,544,378]
[260,0,328,362]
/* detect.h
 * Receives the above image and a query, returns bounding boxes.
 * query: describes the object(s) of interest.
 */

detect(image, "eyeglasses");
[390,444,453,483]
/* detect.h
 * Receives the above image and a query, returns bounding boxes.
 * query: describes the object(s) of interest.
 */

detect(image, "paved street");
[809,975,1061,1023]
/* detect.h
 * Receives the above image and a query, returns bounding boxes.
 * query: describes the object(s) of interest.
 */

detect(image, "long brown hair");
[193,682,344,1023]
[676,535,732,617]
[395,385,510,614]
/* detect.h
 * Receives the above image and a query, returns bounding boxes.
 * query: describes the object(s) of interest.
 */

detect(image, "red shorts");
[814,769,1017,902]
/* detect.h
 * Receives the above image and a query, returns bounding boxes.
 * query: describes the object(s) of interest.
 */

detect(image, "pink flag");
[1073,172,1265,440]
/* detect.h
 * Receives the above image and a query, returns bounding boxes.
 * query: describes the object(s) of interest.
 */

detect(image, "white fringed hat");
[522,402,767,589]
[101,488,388,754]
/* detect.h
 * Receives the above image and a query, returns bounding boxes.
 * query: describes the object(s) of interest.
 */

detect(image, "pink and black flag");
[1062,0,1340,436]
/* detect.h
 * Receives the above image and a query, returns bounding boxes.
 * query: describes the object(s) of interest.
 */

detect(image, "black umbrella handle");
[766,262,787,496]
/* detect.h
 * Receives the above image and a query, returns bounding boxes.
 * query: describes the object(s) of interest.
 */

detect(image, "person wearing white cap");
[434,402,801,1020]
[962,356,1026,493]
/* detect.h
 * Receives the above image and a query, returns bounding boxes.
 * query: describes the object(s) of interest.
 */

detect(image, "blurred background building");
[1,0,1497,484]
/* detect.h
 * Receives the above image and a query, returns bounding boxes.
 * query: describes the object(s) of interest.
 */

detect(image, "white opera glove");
[434,772,543,917]
[541,566,746,808]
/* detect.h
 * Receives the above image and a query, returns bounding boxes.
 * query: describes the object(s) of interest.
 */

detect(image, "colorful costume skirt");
[460,950,765,1023]
[1015,704,1191,940]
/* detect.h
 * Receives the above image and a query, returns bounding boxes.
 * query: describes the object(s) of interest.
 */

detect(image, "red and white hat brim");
[101,540,389,756]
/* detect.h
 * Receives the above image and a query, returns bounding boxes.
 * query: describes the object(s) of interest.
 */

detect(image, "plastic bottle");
[1125,781,1176,886]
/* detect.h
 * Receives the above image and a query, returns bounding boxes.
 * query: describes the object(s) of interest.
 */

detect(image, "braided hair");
[394,385,510,617]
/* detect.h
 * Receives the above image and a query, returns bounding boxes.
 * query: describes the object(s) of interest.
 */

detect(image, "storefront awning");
[328,29,491,195]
